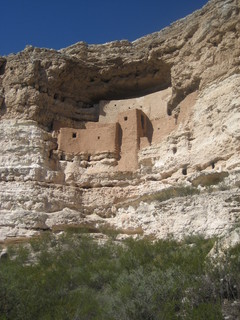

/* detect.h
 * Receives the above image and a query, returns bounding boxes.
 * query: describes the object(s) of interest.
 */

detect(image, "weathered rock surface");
[0,0,240,243]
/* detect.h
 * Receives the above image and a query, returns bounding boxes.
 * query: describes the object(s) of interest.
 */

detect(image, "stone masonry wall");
[58,123,119,156]
[57,108,149,171]
[117,109,148,171]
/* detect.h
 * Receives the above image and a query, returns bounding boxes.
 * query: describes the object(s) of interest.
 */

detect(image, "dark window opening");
[211,162,215,169]
[172,147,177,154]
[72,132,77,138]
[167,108,172,116]
[141,115,145,130]
[49,121,54,131]
[87,155,91,162]
[124,116,128,121]
[182,168,187,175]
[98,136,100,140]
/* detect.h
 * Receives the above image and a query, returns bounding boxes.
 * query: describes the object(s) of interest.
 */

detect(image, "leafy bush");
[1,233,239,319]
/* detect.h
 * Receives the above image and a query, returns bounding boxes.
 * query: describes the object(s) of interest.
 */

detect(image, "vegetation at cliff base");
[0,233,239,319]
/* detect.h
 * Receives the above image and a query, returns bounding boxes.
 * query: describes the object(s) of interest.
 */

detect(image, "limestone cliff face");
[0,0,240,242]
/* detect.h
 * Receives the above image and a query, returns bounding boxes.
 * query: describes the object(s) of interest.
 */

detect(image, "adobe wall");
[98,88,176,147]
[99,87,172,124]
[151,91,197,144]
[57,88,196,172]
[99,88,197,146]
[117,109,149,171]
[52,119,85,132]
[57,108,149,172]
[58,123,119,156]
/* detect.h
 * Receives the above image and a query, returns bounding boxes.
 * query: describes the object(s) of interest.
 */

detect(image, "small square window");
[124,116,128,121]
[98,136,100,140]
[72,132,77,138]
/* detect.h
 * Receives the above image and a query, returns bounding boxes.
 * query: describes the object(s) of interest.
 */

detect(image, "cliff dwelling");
[56,88,196,172]
[2,0,240,256]
[58,109,149,171]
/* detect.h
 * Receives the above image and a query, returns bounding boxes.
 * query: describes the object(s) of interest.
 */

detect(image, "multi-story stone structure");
[57,109,149,171]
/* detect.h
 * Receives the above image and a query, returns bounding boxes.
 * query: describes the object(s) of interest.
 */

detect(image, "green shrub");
[0,233,238,319]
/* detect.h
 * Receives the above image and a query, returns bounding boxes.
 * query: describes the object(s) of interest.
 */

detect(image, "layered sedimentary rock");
[0,0,240,242]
